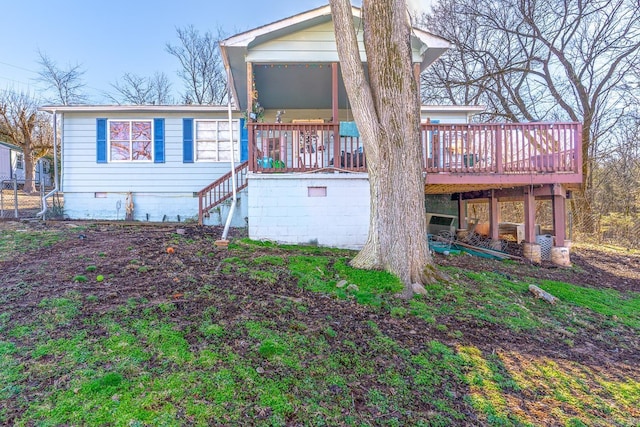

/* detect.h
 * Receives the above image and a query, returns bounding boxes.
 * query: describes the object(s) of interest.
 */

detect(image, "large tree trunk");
[22,150,37,194]
[22,136,36,194]
[330,0,440,296]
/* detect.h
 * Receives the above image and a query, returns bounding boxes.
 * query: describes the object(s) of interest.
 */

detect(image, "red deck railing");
[249,121,582,185]
[248,123,366,173]
[421,122,581,173]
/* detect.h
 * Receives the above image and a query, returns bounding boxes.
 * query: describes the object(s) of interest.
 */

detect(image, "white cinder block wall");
[248,173,370,249]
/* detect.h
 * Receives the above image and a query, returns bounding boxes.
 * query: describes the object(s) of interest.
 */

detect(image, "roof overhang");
[38,105,235,114]
[0,141,22,151]
[421,105,487,116]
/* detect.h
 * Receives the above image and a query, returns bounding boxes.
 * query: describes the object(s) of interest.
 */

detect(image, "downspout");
[37,110,59,220]
[220,66,237,242]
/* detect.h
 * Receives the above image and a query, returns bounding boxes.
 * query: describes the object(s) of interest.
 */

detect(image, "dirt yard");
[1,219,638,425]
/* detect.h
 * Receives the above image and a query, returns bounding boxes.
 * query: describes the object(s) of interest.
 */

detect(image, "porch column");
[332,63,339,124]
[552,184,566,247]
[488,190,500,249]
[247,61,254,170]
[246,61,253,118]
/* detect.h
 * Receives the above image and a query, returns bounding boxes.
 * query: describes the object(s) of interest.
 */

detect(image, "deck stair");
[197,161,249,225]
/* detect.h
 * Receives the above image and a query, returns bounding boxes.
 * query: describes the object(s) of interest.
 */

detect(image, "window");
[109,120,153,161]
[16,153,24,169]
[195,120,239,162]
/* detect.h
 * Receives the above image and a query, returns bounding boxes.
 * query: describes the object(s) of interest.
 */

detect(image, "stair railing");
[197,161,249,225]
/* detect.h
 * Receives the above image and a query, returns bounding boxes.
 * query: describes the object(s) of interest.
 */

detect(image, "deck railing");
[421,122,581,175]
[249,123,366,173]
[249,121,582,177]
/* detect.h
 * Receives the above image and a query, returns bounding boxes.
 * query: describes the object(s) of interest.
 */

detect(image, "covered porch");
[214,5,582,261]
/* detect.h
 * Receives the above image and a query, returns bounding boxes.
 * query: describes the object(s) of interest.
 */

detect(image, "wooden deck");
[248,122,582,192]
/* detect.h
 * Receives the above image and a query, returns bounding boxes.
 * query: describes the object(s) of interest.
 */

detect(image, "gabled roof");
[221,5,338,49]
[220,5,451,110]
[221,5,449,56]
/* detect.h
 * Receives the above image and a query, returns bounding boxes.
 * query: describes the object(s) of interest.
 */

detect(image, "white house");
[37,106,250,225]
[40,6,475,236]
[40,5,580,256]
[0,141,52,187]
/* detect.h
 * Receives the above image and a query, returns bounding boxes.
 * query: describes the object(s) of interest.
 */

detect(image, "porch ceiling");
[253,64,350,110]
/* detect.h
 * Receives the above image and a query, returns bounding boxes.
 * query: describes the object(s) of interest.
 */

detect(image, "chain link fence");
[0,178,62,220]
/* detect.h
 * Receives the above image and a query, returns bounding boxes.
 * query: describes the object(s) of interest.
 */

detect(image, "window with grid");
[195,120,239,162]
[109,120,153,162]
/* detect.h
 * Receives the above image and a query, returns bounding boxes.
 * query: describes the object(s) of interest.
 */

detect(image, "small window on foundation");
[308,186,327,197]
[94,192,107,198]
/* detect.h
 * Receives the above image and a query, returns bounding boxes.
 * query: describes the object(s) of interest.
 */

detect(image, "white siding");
[0,147,10,180]
[248,173,370,249]
[61,111,246,225]
[63,113,240,192]
[247,21,424,63]
[421,111,473,124]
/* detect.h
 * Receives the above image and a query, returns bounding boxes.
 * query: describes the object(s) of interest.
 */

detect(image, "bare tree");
[166,26,227,105]
[330,0,439,296]
[0,90,53,193]
[36,51,87,105]
[109,72,173,105]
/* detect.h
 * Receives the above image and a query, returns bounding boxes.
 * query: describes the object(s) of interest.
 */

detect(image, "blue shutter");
[96,118,107,163]
[183,118,194,163]
[240,118,248,162]
[154,118,165,163]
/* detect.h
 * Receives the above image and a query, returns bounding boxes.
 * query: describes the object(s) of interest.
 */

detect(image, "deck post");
[552,184,566,247]
[523,186,536,244]
[457,193,467,229]
[522,186,542,262]
[488,189,500,248]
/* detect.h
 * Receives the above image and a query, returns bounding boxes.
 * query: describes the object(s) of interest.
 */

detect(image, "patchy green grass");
[0,229,66,258]
[398,267,640,336]
[534,279,640,329]
[289,256,404,307]
[1,231,638,426]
